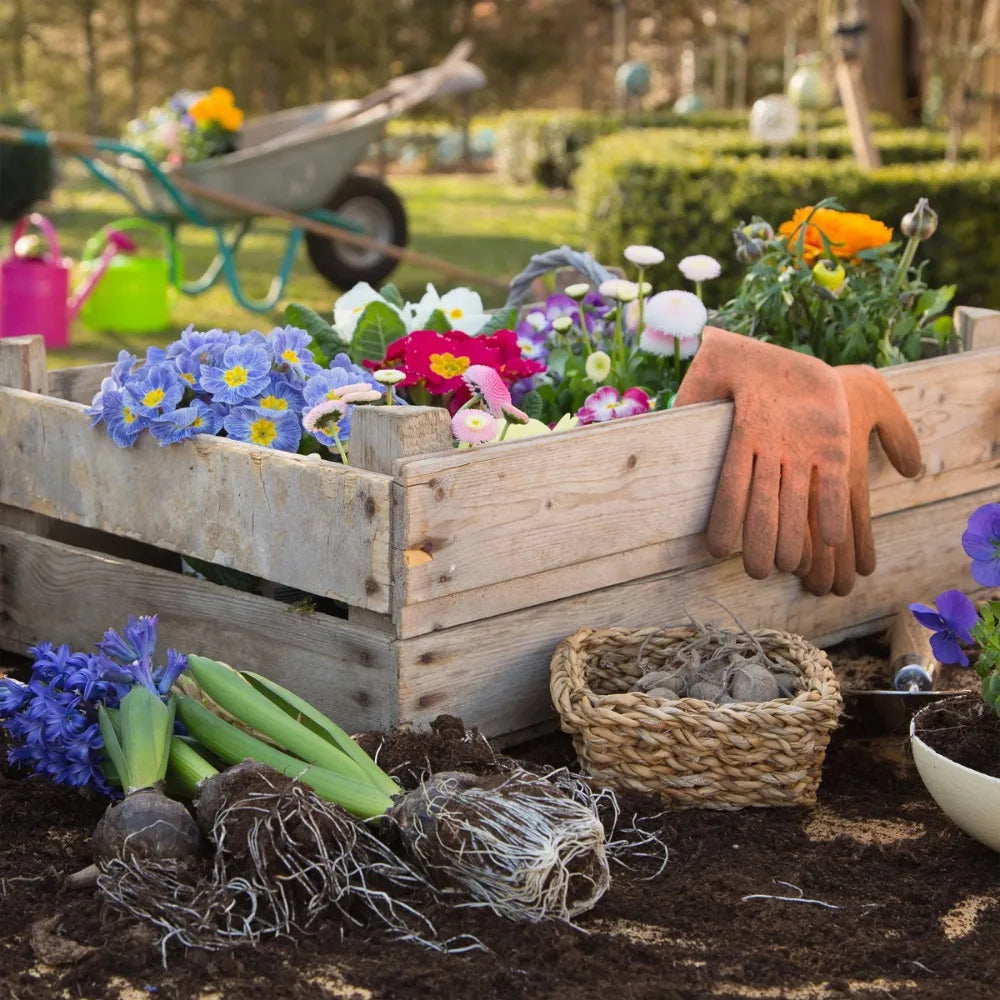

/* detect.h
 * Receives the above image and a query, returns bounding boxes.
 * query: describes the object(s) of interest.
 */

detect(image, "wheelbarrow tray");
[121,56,485,223]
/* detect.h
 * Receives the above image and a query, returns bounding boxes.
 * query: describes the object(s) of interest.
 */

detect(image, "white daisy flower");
[638,290,707,359]
[678,254,722,283]
[624,245,666,267]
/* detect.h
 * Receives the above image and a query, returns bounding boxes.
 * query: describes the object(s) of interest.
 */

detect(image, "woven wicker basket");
[549,625,844,810]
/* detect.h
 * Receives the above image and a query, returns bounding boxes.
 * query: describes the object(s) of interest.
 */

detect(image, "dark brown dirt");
[4,654,1000,999]
[914,693,1000,778]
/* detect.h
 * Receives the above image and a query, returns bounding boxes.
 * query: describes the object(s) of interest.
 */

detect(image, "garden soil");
[3,641,999,1000]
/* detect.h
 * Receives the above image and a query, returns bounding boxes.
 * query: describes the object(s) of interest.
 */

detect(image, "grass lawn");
[2,169,580,367]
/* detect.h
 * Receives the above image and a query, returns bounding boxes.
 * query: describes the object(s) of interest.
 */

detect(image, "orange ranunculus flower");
[188,87,243,131]
[778,206,893,262]
[218,105,244,132]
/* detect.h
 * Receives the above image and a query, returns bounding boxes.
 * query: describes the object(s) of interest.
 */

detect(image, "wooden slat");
[0,336,48,394]
[394,346,1000,625]
[0,526,398,733]
[0,388,394,610]
[395,487,993,738]
[47,362,115,404]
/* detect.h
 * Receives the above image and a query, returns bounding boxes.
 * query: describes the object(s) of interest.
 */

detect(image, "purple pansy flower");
[910,589,978,666]
[577,385,651,426]
[962,503,1000,587]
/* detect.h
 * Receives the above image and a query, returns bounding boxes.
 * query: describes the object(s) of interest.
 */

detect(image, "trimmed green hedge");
[576,128,1000,309]
[494,107,900,188]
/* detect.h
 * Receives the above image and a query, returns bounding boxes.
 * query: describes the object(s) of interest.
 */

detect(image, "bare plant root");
[387,767,612,923]
[97,764,482,960]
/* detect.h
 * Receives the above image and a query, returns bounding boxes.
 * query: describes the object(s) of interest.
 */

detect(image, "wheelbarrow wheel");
[306,174,408,290]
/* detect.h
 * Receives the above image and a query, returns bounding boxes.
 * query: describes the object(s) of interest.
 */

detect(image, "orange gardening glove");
[796,365,922,596]
[674,327,851,579]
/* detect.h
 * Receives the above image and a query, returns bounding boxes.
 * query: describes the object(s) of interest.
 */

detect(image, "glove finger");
[742,451,781,579]
[873,385,922,479]
[814,465,850,549]
[850,475,877,577]
[798,472,835,595]
[775,461,811,574]
[706,430,754,559]
[797,518,814,577]
[831,530,858,596]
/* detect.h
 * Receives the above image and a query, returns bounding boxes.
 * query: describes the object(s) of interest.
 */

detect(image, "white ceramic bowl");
[910,711,1000,853]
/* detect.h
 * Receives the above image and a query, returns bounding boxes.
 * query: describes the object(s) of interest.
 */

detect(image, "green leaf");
[120,685,173,792]
[98,705,131,792]
[350,301,408,363]
[423,308,452,334]
[520,390,544,419]
[379,282,405,308]
[284,302,345,366]
[546,347,570,379]
[476,306,518,336]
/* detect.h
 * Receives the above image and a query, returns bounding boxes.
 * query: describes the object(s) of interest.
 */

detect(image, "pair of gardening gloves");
[674,327,923,597]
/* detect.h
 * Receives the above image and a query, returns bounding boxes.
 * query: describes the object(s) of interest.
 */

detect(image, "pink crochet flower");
[451,408,499,445]
[463,364,513,418]
[577,386,651,425]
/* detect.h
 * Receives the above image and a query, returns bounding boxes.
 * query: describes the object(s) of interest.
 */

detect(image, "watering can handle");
[81,218,170,263]
[9,213,62,262]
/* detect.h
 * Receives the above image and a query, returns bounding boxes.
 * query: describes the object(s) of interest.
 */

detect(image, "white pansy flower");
[525,310,548,332]
[407,283,492,334]
[678,254,722,283]
[333,282,396,340]
[624,245,666,267]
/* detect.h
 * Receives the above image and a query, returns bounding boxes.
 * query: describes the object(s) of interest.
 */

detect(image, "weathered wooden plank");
[47,361,116,403]
[349,405,453,477]
[395,487,994,738]
[0,388,393,610]
[0,336,48,394]
[394,346,1000,616]
[0,526,398,733]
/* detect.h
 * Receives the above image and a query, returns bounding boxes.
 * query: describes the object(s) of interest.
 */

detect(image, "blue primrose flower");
[327,351,380,388]
[150,399,224,446]
[254,373,306,415]
[101,387,149,448]
[224,406,302,452]
[167,326,235,368]
[910,589,979,666]
[962,503,1000,587]
[123,362,185,417]
[200,343,273,404]
[270,326,322,380]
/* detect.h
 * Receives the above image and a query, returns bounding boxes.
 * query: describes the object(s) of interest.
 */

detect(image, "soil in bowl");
[912,692,1000,778]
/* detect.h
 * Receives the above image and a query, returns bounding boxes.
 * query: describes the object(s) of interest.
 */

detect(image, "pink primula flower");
[577,385,651,426]
[462,364,513,417]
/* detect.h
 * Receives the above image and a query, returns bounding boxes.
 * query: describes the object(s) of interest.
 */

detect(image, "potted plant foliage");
[909,502,1000,852]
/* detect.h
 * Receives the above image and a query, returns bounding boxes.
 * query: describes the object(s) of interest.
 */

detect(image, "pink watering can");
[0,213,136,350]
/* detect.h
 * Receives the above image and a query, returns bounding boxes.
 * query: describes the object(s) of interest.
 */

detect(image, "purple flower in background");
[962,503,1000,587]
[910,589,978,666]
[544,294,577,322]
[515,325,548,362]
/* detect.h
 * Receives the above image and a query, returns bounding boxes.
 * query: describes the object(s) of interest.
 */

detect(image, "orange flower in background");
[778,206,893,262]
[188,86,244,132]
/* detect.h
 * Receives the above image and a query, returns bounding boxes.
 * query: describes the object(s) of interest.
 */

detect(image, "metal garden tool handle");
[890,602,938,692]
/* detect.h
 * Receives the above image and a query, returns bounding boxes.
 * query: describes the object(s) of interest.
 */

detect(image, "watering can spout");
[67,229,137,321]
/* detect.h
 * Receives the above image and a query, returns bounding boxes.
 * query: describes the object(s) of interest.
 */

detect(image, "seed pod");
[901,199,938,241]
[812,259,846,291]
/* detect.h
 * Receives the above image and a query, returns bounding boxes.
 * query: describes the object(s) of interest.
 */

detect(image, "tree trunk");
[125,0,142,120]
[80,0,102,134]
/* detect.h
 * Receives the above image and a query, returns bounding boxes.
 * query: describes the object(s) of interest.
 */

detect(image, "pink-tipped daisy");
[337,387,382,404]
[638,290,707,359]
[462,364,512,417]
[452,408,499,445]
[500,402,530,425]
[302,399,349,444]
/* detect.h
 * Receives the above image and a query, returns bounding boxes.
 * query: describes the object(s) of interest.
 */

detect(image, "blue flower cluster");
[87,325,380,454]
[0,615,187,795]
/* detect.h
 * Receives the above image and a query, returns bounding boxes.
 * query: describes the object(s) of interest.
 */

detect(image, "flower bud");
[901,198,938,241]
[734,235,766,265]
[564,282,590,300]
[740,217,775,242]
[812,259,846,291]
[552,316,573,334]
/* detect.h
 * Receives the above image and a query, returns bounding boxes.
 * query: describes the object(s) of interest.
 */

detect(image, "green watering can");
[78,218,179,334]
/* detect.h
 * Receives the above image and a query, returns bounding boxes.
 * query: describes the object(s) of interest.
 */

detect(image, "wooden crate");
[2,307,1000,740]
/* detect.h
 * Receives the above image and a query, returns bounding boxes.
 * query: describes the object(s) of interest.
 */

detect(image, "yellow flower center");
[260,394,287,411]
[192,417,203,429]
[429,352,470,378]
[448,307,464,320]
[142,387,165,409]
[181,372,196,385]
[223,365,248,388]
[123,407,136,425]
[249,417,278,446]
[281,349,300,365]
